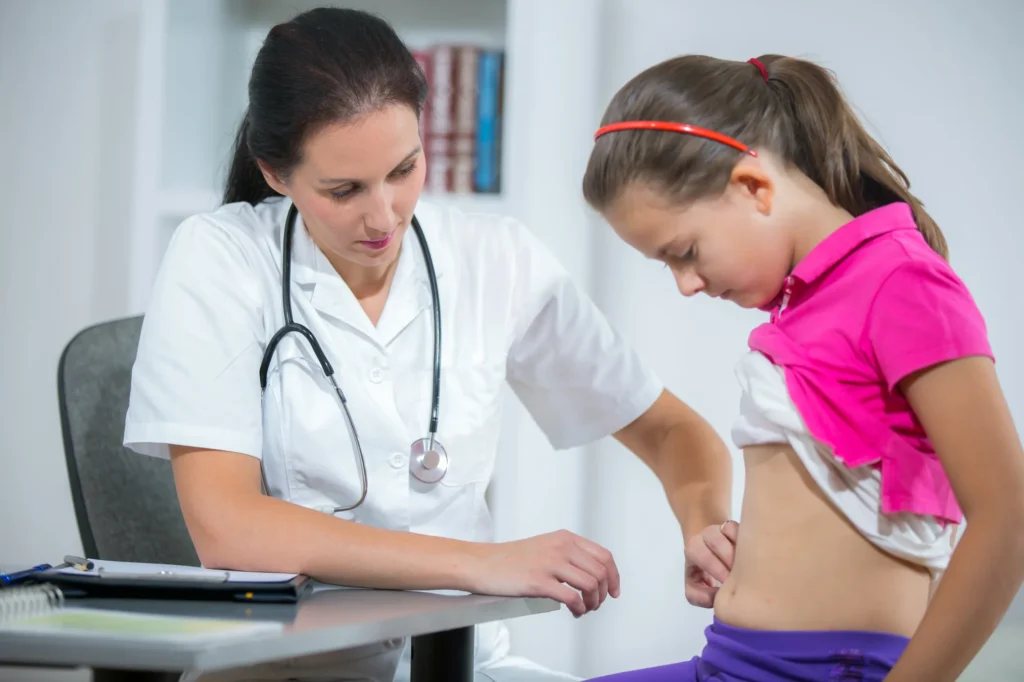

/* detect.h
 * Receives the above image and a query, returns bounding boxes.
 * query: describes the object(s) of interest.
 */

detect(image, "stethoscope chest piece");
[410,437,449,484]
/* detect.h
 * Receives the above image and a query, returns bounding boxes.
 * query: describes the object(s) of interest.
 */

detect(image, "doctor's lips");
[359,231,394,250]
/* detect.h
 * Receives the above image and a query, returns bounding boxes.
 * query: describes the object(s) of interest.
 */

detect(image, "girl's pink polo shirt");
[749,202,993,523]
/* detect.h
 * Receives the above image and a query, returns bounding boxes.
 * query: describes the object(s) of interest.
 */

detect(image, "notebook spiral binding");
[0,583,65,623]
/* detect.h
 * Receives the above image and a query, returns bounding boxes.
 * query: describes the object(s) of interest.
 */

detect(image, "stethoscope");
[257,203,448,513]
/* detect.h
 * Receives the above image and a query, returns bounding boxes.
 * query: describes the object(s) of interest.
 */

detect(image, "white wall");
[578,0,1024,677]
[487,0,604,674]
[0,0,139,567]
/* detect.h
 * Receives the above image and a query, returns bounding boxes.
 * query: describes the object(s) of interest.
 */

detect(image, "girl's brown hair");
[583,54,947,259]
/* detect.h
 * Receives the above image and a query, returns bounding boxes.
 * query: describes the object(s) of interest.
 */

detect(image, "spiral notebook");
[0,583,284,642]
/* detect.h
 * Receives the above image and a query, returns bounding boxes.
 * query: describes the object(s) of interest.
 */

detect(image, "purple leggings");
[587,618,909,682]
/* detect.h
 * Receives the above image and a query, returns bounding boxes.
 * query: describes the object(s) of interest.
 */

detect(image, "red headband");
[592,120,757,157]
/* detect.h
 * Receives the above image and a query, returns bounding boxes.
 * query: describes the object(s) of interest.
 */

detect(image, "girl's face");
[602,157,796,310]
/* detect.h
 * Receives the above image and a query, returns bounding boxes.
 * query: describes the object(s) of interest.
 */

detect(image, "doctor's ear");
[256,159,290,197]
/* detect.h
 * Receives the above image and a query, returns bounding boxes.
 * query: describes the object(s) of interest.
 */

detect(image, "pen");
[0,564,52,586]
[63,555,95,571]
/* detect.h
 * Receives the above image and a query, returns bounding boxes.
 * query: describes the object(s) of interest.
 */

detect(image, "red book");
[410,49,433,172]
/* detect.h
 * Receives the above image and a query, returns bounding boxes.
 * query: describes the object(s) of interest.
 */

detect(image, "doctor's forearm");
[660,419,733,541]
[200,493,480,590]
[615,391,732,541]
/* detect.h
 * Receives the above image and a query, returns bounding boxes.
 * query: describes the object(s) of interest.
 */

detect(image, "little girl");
[582,54,1024,681]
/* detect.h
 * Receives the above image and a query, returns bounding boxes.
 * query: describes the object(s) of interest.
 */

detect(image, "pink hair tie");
[748,58,769,82]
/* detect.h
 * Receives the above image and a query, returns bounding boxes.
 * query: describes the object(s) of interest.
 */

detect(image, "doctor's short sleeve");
[504,223,663,450]
[123,212,266,460]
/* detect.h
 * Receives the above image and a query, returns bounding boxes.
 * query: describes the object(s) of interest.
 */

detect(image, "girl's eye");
[665,246,694,265]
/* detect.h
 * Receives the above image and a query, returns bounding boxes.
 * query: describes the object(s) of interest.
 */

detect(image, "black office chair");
[57,315,199,566]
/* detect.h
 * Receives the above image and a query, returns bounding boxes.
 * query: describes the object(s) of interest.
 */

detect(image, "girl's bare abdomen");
[713,443,931,637]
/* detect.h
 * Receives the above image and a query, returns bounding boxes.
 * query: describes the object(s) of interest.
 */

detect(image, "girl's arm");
[884,356,1024,682]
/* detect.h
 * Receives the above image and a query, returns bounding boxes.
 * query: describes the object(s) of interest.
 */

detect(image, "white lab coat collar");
[289,207,447,349]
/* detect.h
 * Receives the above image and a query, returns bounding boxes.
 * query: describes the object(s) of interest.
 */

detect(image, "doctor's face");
[262,104,426,276]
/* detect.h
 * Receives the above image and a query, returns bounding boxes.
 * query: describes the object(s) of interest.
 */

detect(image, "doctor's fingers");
[684,577,719,609]
[552,564,602,616]
[567,551,609,607]
[538,580,589,618]
[719,520,740,543]
[686,537,730,585]
[571,535,621,598]
[703,526,737,570]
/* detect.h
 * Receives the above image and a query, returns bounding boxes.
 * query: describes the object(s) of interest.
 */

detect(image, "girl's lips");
[360,232,394,250]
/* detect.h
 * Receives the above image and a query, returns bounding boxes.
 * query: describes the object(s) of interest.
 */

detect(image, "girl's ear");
[728,157,774,216]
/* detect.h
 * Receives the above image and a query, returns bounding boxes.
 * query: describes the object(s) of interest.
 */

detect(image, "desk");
[0,587,559,682]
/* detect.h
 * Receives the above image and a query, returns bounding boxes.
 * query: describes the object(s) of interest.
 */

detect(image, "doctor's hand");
[684,520,739,608]
[467,530,620,618]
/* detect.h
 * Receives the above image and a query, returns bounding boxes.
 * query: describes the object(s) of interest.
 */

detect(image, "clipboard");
[36,560,312,603]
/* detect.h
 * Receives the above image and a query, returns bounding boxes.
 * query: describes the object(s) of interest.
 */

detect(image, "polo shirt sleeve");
[866,258,993,391]
[503,221,664,450]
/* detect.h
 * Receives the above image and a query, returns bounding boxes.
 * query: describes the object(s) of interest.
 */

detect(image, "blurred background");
[1,0,1022,679]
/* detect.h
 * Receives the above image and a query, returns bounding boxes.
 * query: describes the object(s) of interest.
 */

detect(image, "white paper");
[56,559,299,583]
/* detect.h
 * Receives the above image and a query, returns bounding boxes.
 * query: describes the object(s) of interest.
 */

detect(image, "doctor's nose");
[673,269,705,298]
[363,187,397,235]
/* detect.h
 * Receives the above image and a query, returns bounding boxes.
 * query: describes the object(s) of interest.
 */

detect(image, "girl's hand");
[684,520,739,608]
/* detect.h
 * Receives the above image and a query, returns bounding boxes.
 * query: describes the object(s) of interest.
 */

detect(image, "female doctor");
[123,7,733,682]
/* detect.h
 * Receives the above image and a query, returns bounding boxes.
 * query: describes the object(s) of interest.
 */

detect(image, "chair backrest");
[57,315,199,566]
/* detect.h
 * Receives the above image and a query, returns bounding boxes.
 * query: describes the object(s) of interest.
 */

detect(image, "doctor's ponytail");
[223,114,279,206]
[221,7,428,207]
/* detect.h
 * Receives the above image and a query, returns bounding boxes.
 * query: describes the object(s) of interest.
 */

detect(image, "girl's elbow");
[967,500,1024,559]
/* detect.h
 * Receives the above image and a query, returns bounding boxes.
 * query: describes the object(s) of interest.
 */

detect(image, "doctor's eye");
[330,186,358,201]
[390,162,418,179]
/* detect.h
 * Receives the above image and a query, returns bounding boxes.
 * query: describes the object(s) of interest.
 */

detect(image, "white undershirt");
[730,351,955,585]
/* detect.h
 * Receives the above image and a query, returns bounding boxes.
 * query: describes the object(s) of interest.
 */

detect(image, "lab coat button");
[389,452,405,469]
[369,367,384,383]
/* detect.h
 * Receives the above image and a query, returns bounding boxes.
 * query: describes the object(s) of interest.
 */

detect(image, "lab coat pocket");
[264,349,367,512]
[434,363,505,488]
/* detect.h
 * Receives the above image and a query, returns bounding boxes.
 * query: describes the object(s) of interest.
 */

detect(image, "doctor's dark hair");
[223,7,428,206]
[583,54,948,259]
